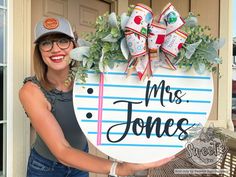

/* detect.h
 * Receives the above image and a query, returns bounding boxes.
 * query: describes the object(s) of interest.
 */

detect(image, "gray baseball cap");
[34,17,75,43]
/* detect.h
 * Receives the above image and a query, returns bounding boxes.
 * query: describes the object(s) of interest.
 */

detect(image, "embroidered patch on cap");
[43,18,59,30]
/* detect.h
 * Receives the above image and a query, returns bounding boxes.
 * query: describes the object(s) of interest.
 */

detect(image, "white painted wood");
[218,0,234,130]
[74,64,214,163]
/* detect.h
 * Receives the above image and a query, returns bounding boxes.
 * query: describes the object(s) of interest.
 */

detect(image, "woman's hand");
[116,155,175,176]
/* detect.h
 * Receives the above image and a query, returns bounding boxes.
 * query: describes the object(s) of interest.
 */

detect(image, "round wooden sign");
[73,63,213,163]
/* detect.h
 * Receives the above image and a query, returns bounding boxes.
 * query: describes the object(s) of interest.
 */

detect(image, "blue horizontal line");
[86,71,211,80]
[175,88,211,91]
[100,143,183,148]
[189,100,211,103]
[77,107,206,115]
[81,119,196,126]
[75,95,211,104]
[152,74,210,80]
[88,131,179,137]
[76,83,212,92]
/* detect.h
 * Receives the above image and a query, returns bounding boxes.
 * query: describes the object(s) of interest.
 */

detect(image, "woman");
[19,17,174,177]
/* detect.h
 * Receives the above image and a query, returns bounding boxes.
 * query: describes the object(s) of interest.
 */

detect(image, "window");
[0,0,7,176]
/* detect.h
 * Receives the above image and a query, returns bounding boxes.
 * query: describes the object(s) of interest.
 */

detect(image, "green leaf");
[108,12,118,27]
[70,47,90,61]
[102,34,118,42]
[194,63,206,74]
[111,27,120,38]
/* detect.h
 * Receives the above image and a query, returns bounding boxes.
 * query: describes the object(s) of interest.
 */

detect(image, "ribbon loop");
[125,3,153,37]
[125,31,147,58]
[157,3,185,35]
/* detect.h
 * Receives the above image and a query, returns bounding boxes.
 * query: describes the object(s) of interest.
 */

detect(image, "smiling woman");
[32,18,76,90]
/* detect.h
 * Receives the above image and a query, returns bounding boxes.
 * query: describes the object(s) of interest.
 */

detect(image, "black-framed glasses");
[38,38,72,52]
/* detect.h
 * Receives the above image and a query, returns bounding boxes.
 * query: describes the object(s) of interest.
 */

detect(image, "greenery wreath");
[68,4,224,83]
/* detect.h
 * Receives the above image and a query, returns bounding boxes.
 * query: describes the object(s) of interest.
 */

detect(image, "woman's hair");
[33,33,78,90]
[33,45,50,89]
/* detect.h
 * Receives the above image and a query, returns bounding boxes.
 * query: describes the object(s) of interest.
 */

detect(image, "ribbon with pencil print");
[124,3,187,81]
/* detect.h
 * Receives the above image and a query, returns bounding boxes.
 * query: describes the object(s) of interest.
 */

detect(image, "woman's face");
[38,34,74,71]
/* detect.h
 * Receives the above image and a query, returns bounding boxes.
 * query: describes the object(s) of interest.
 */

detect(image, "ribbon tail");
[136,55,151,81]
[159,52,177,70]
[146,52,153,79]
[126,58,138,78]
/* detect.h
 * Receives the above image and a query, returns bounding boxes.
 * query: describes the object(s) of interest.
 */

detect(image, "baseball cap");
[34,17,75,43]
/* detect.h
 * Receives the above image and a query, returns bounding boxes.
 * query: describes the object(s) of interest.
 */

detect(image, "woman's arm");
[19,82,174,176]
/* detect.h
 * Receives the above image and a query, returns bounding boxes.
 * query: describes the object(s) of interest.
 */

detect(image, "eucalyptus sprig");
[176,13,224,74]
[84,12,126,72]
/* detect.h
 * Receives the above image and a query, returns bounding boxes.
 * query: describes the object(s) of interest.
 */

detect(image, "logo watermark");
[185,124,228,167]
[174,124,230,175]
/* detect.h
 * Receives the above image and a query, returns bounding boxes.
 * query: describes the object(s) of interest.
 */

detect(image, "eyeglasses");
[38,38,72,52]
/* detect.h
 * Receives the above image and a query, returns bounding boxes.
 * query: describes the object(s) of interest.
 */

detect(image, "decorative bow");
[124,3,188,81]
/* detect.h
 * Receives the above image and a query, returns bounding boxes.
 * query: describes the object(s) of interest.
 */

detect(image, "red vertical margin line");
[97,73,104,145]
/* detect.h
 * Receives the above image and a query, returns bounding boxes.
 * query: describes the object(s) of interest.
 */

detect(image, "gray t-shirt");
[24,76,88,161]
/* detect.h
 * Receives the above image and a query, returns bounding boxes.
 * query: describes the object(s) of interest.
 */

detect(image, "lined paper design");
[73,64,213,163]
